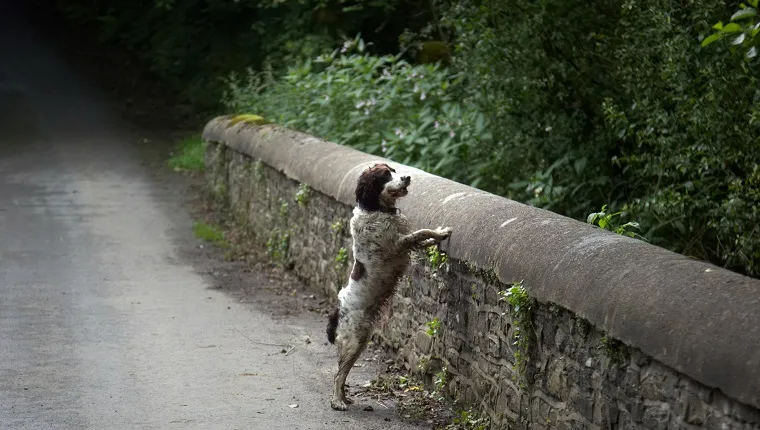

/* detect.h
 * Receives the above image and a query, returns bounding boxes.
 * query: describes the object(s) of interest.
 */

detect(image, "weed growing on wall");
[228,113,271,127]
[426,245,448,270]
[266,228,290,263]
[425,318,442,337]
[330,219,345,237]
[278,199,289,218]
[498,281,534,389]
[433,368,448,393]
[295,183,312,207]
[334,247,348,271]
[586,205,646,240]
[442,409,490,430]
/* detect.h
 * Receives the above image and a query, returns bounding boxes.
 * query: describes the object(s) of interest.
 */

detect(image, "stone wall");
[203,117,760,430]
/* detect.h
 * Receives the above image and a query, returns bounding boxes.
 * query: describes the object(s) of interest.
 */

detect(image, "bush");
[224,36,490,186]
[431,0,760,276]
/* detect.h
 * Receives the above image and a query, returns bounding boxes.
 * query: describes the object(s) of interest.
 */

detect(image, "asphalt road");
[0,5,422,430]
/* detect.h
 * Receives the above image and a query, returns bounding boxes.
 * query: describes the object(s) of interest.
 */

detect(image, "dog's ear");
[355,169,383,211]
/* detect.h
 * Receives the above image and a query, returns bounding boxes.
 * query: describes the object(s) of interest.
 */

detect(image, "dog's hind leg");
[330,325,370,411]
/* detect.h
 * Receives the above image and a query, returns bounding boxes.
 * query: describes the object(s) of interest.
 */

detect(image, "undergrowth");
[192,222,228,248]
[168,134,204,172]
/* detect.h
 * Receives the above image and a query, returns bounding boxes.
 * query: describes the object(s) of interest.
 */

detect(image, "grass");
[193,222,228,248]
[168,134,205,172]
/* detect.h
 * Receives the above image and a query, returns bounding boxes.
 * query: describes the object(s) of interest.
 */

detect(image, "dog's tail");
[326,307,340,344]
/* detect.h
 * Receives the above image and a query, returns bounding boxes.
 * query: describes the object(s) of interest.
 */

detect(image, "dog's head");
[355,163,410,212]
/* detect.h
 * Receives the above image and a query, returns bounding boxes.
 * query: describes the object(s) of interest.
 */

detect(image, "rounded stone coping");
[203,116,760,410]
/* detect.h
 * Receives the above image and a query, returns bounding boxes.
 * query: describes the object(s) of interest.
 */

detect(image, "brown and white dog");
[326,163,453,411]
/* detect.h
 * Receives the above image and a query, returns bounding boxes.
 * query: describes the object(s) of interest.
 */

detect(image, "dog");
[326,163,453,411]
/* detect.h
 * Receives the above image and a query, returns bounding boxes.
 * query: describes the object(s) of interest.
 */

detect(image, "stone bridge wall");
[202,116,760,430]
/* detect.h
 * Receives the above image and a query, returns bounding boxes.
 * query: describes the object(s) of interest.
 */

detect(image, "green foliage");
[223,36,487,185]
[330,219,345,236]
[598,1,760,275]
[228,113,271,127]
[426,245,448,270]
[295,183,312,207]
[266,228,290,263]
[433,367,447,392]
[168,134,205,172]
[193,222,227,248]
[587,205,645,240]
[701,1,759,60]
[498,281,533,387]
[442,409,490,430]
[334,247,348,270]
[425,317,442,337]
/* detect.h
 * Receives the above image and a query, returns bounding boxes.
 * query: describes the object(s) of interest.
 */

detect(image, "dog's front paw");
[331,398,349,411]
[435,226,453,239]
[419,238,437,247]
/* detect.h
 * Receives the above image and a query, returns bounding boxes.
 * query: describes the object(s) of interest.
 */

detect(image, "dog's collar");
[357,203,400,214]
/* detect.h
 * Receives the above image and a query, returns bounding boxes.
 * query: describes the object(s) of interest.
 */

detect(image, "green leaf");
[342,5,364,12]
[750,0,759,8]
[474,113,485,134]
[701,33,723,47]
[712,21,724,30]
[574,157,588,174]
[722,23,744,33]
[730,7,757,21]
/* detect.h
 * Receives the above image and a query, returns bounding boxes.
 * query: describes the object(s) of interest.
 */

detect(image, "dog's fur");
[326,163,453,411]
